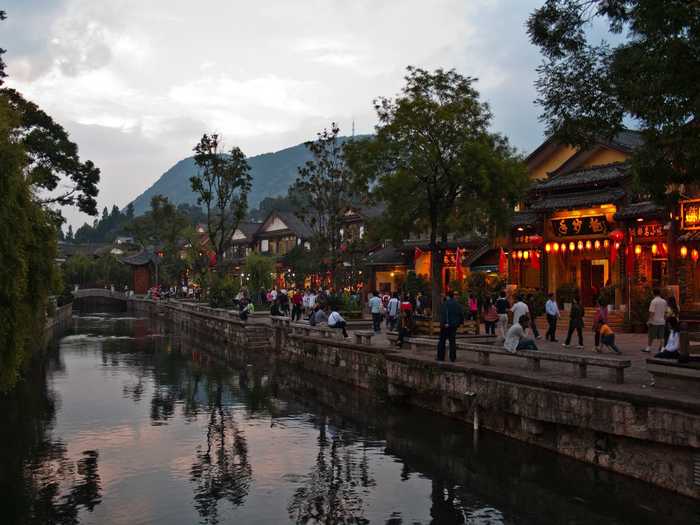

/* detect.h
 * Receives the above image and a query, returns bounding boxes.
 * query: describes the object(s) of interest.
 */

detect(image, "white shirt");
[663,331,680,352]
[328,311,345,326]
[387,297,400,316]
[511,301,529,326]
[504,323,525,352]
[369,296,381,314]
[545,299,559,317]
[649,296,667,326]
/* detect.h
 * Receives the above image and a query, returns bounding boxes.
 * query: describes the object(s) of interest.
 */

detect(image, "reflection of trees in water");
[190,383,252,524]
[0,352,102,524]
[288,418,375,524]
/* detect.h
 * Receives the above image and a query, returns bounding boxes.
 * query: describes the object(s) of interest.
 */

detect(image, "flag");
[455,247,464,281]
[625,244,635,275]
[531,249,540,271]
[498,247,507,275]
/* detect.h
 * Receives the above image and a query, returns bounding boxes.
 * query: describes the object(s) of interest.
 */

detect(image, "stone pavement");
[353,323,700,406]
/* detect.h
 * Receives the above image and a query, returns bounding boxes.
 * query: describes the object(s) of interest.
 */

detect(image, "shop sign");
[681,199,700,230]
[632,222,663,240]
[550,215,610,237]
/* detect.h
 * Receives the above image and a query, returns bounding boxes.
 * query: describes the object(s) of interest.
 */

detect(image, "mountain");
[129,137,366,216]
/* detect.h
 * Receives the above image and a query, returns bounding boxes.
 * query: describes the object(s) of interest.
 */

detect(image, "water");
[1,313,697,524]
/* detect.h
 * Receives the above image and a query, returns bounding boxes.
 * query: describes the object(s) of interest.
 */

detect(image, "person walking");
[504,315,538,352]
[511,295,529,327]
[483,297,498,335]
[563,296,584,349]
[368,291,382,333]
[467,293,478,321]
[291,289,303,322]
[525,293,541,339]
[545,292,560,342]
[436,291,464,362]
[396,295,415,348]
[643,288,667,353]
[239,298,254,321]
[387,292,400,331]
[328,307,349,338]
[495,291,510,339]
[593,298,608,352]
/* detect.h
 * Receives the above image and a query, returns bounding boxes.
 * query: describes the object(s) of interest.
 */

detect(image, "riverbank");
[128,297,700,499]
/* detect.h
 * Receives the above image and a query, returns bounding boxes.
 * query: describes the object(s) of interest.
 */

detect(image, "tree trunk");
[431,247,443,321]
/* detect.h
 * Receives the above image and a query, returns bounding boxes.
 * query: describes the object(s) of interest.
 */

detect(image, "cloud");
[3,0,547,228]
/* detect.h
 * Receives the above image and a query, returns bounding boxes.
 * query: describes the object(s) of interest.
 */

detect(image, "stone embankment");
[128,298,700,500]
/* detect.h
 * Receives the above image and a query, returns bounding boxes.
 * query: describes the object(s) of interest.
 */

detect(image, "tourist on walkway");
[598,322,621,354]
[396,295,415,348]
[655,317,680,359]
[545,292,560,342]
[327,307,349,338]
[387,292,400,331]
[436,291,464,362]
[665,295,680,345]
[593,299,608,352]
[504,315,538,352]
[368,291,382,333]
[291,289,303,321]
[239,298,254,321]
[483,297,498,335]
[525,294,541,339]
[467,293,478,321]
[563,297,584,349]
[310,304,327,326]
[270,297,282,317]
[643,288,667,353]
[511,295,529,327]
[495,291,509,339]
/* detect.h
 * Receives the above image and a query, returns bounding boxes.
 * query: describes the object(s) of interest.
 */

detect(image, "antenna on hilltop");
[351,118,355,139]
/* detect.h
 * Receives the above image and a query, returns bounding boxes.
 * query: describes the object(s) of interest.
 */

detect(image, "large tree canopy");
[528,0,700,198]
[347,67,528,315]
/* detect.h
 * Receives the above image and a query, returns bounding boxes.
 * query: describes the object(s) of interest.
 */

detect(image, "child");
[598,322,621,354]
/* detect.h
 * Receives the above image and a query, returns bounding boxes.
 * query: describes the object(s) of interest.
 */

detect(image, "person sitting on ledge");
[654,317,680,359]
[504,315,538,353]
[310,304,327,326]
[327,307,349,338]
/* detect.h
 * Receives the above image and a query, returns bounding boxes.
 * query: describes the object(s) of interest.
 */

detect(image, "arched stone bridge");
[73,289,130,311]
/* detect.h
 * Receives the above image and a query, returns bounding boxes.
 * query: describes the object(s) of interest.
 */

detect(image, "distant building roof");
[511,210,539,228]
[614,201,665,222]
[121,250,158,266]
[530,188,627,212]
[534,163,630,191]
[365,246,406,267]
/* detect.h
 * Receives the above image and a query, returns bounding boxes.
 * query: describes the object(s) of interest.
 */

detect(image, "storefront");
[677,198,700,307]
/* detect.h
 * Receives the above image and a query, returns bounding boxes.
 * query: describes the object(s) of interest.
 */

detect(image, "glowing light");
[561,243,567,253]
[681,245,688,258]
[545,243,551,253]
[635,244,642,256]
[651,244,658,256]
[604,239,610,248]
[569,242,575,252]
[594,240,601,250]
[523,250,529,260]
[577,241,583,251]
[636,217,644,222]
[585,240,592,250]
[693,249,699,263]
[553,242,560,252]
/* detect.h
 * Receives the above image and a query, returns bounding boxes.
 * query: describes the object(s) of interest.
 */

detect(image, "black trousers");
[437,325,457,362]
[372,313,382,332]
[565,322,583,346]
[546,314,558,341]
[330,321,348,338]
[292,304,302,321]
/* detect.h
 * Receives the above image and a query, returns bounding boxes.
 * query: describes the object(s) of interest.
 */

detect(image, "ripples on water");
[0,312,697,524]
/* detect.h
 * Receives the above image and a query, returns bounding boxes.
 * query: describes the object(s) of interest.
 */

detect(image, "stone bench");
[456,341,631,384]
[353,330,374,345]
[288,322,345,340]
[646,358,700,394]
[406,335,498,351]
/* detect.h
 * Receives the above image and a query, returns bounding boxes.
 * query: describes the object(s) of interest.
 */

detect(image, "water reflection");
[0,312,697,525]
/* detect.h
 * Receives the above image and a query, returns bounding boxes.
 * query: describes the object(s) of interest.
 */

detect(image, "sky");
[3,0,548,229]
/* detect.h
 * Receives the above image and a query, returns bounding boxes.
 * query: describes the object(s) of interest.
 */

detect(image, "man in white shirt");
[327,307,348,338]
[544,292,560,342]
[643,288,668,353]
[504,316,538,353]
[368,291,382,333]
[510,295,530,327]
[387,293,400,331]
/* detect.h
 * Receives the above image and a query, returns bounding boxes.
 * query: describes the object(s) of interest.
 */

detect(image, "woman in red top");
[291,289,304,322]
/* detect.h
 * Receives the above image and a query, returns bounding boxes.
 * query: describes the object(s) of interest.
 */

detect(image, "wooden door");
[591,264,604,303]
[580,259,593,306]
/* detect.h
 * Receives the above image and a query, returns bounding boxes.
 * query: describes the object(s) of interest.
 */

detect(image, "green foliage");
[466,272,506,307]
[208,275,240,309]
[191,134,252,266]
[517,287,548,317]
[556,281,579,306]
[528,0,700,199]
[402,271,430,297]
[282,245,321,284]
[598,285,616,307]
[629,285,654,327]
[62,254,131,289]
[243,253,275,293]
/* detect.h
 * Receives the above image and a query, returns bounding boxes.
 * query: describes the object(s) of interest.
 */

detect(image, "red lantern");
[609,229,625,242]
[609,229,625,266]
[529,234,544,246]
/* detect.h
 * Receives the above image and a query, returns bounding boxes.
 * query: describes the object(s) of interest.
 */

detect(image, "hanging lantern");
[651,244,658,256]
[585,240,592,250]
[523,250,529,260]
[545,243,551,253]
[603,239,610,248]
[517,250,522,259]
[553,242,560,252]
[635,244,642,256]
[529,235,544,246]
[561,243,567,253]
[594,240,601,250]
[609,229,625,243]
[662,243,668,255]
[680,245,688,258]
[693,249,699,263]
[569,242,575,252]
[577,240,584,251]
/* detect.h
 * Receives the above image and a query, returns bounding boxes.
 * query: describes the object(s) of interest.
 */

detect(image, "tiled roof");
[121,250,157,266]
[614,201,665,221]
[365,246,406,266]
[511,210,539,227]
[530,188,626,211]
[678,230,700,242]
[535,163,630,191]
[275,211,314,239]
[608,130,644,152]
[463,243,492,267]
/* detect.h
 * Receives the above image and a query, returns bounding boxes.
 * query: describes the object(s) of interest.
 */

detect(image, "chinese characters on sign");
[633,222,663,240]
[681,199,700,230]
[550,215,610,237]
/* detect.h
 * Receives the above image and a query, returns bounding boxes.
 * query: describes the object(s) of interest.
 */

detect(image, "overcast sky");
[3,0,547,228]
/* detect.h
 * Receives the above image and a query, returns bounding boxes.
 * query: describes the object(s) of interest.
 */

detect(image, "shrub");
[629,285,654,327]
[556,282,579,306]
[517,287,547,317]
[208,275,239,309]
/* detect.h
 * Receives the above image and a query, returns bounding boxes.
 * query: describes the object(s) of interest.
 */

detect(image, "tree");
[243,253,275,295]
[290,124,357,287]
[2,88,100,216]
[346,67,528,317]
[125,202,135,220]
[191,134,252,269]
[527,0,700,199]
[0,10,6,86]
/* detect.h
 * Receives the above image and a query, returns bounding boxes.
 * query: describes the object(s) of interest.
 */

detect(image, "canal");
[1,312,696,524]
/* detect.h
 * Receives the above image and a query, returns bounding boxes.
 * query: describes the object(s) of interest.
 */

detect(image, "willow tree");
[191,134,252,269]
[346,67,528,317]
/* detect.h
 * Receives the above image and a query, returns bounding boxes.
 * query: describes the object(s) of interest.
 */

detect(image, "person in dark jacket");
[563,296,584,349]
[437,291,464,362]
